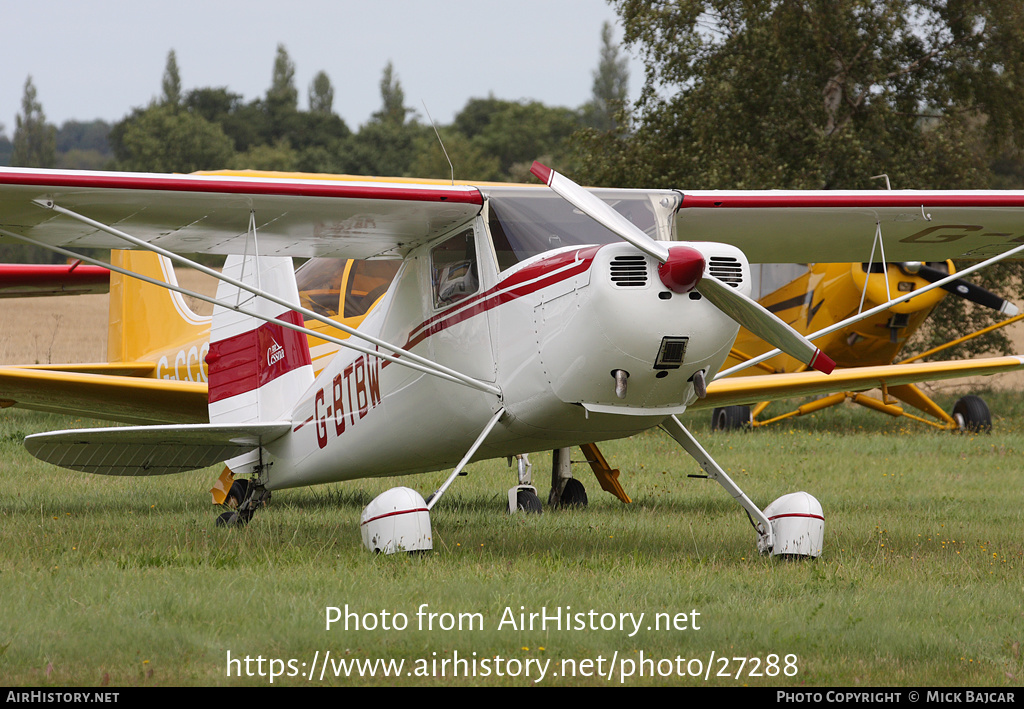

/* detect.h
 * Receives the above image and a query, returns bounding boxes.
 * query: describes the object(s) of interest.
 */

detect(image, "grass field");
[1,390,1023,687]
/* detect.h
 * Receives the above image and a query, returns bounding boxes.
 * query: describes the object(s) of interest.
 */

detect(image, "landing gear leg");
[508,454,542,514]
[548,447,587,509]
[661,415,823,557]
[216,449,272,527]
[216,479,271,527]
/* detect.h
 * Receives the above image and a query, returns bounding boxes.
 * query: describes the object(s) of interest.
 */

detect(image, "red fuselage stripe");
[390,246,603,362]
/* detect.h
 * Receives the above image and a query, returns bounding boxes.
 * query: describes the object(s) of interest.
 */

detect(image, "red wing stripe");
[0,169,483,205]
[767,513,825,522]
[681,193,1024,209]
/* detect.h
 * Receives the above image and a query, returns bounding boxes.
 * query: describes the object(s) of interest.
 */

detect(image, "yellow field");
[0,268,218,365]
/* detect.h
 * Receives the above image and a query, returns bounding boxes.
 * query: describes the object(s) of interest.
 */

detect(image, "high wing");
[0,262,109,297]
[1,168,1024,263]
[695,356,1024,410]
[0,168,482,259]
[676,190,1024,262]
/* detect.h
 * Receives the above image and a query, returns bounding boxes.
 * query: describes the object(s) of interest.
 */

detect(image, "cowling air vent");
[654,336,689,370]
[708,256,743,288]
[610,255,648,287]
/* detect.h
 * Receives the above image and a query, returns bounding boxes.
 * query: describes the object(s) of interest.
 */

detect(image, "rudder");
[107,249,211,382]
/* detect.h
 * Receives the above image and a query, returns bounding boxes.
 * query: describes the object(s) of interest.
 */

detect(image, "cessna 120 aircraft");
[2,164,1024,557]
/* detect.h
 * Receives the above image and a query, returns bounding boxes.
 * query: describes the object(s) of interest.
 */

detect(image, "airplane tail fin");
[107,250,211,380]
[206,254,314,426]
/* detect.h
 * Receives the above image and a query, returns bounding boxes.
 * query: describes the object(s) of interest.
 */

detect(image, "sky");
[1,0,643,134]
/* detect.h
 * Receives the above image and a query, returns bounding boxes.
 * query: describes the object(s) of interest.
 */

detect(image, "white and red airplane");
[2,164,1023,557]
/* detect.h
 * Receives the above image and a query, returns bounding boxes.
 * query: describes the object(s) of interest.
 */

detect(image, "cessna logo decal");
[267,339,285,367]
[206,310,312,404]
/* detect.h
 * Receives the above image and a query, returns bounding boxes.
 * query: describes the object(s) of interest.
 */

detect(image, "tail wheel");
[226,478,251,508]
[952,395,991,433]
[711,405,752,432]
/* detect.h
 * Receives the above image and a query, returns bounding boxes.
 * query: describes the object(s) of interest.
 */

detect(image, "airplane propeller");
[898,262,1020,316]
[531,162,836,375]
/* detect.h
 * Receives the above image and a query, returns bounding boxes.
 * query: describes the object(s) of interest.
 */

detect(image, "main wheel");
[554,478,588,509]
[226,478,251,508]
[952,395,991,433]
[516,489,543,514]
[711,405,752,431]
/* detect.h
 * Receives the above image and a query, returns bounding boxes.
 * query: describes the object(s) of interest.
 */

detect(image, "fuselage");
[263,187,751,490]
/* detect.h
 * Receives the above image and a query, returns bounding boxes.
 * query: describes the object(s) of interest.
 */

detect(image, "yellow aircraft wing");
[696,356,1024,410]
[0,366,207,425]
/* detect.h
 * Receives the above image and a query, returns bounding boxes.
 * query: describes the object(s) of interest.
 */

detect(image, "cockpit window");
[296,257,400,318]
[431,229,479,308]
[487,190,658,272]
[343,260,401,318]
[296,258,346,317]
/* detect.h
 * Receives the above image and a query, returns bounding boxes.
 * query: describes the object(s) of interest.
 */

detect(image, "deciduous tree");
[11,76,56,168]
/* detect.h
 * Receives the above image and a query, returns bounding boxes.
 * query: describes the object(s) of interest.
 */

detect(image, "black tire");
[516,489,543,515]
[711,405,752,431]
[226,478,251,508]
[216,511,239,527]
[952,395,991,433]
[555,478,588,509]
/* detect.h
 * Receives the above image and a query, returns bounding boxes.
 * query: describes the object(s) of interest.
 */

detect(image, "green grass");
[1,393,1023,686]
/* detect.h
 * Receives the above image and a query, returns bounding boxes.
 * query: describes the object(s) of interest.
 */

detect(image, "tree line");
[4,30,628,182]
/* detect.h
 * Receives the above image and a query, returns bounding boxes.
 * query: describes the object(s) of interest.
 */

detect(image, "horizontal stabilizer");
[24,422,291,476]
[0,366,207,425]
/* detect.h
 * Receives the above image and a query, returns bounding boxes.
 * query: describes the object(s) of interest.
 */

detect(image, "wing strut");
[20,200,501,397]
[660,415,774,551]
[715,240,1024,380]
[1,224,500,397]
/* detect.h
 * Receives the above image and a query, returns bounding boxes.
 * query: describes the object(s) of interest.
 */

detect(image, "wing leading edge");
[696,356,1024,410]
[4,168,1024,265]
[0,168,483,260]
[677,190,1024,263]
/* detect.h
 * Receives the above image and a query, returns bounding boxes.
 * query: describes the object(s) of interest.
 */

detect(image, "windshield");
[486,189,659,272]
[295,257,400,318]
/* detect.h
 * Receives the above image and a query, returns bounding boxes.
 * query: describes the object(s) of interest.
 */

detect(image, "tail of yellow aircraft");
[107,250,211,381]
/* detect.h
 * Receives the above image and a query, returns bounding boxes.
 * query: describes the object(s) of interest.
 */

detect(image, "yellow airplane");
[710,261,1022,432]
